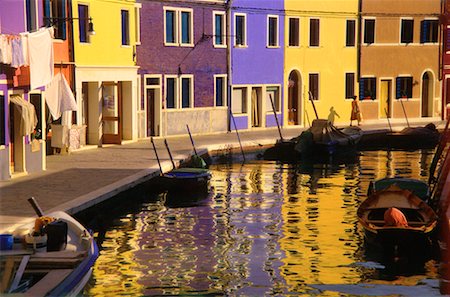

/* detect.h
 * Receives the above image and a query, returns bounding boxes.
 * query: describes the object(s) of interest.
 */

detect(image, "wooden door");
[146,88,155,136]
[102,82,122,144]
[380,80,391,118]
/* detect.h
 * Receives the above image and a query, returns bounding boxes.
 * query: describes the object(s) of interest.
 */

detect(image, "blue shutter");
[396,77,401,99]
[421,20,429,43]
[44,0,51,27]
[359,79,365,99]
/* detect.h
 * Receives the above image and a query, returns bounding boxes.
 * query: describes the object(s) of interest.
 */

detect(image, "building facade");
[137,0,228,137]
[284,0,359,127]
[360,0,441,122]
[71,0,140,145]
[442,0,450,120]
[230,0,285,131]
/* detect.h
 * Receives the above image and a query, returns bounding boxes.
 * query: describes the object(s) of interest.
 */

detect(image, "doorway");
[380,80,391,118]
[288,70,301,125]
[422,72,433,117]
[9,98,25,174]
[251,87,262,128]
[146,89,157,136]
[101,82,122,144]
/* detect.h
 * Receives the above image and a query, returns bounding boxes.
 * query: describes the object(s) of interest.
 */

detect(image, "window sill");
[234,45,248,48]
[180,43,194,48]
[121,45,131,48]
[232,113,248,116]
[266,45,280,49]
[287,45,300,48]
[214,44,227,48]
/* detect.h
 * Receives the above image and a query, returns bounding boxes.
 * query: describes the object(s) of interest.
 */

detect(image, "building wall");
[230,0,284,130]
[284,0,359,127]
[360,0,441,120]
[137,0,228,136]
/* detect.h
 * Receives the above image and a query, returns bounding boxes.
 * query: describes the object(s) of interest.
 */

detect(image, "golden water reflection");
[85,150,439,296]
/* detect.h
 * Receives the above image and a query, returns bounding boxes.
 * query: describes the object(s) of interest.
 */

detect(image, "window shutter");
[396,77,401,99]
[420,20,426,43]
[44,0,51,27]
[359,79,364,99]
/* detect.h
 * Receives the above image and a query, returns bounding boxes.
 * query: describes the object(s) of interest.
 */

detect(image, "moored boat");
[367,177,430,202]
[0,211,98,296]
[157,167,211,193]
[357,185,437,253]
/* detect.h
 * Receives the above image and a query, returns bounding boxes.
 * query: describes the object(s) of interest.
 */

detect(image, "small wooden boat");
[357,185,438,250]
[0,210,98,296]
[295,119,363,156]
[367,177,430,202]
[157,167,211,193]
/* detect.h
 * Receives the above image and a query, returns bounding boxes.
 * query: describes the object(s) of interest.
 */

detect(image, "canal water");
[81,149,443,296]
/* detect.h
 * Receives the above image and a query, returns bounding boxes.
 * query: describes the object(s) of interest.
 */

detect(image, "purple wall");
[137,1,227,108]
[230,0,284,130]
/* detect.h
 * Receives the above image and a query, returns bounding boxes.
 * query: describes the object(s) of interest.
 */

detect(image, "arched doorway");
[288,70,301,125]
[421,72,433,117]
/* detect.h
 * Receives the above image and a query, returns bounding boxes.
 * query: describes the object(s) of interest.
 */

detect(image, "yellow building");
[71,0,141,146]
[284,0,359,127]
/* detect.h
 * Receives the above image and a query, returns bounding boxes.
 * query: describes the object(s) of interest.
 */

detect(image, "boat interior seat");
[367,208,426,225]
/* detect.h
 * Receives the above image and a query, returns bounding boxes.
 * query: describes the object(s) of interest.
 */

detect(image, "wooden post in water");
[269,94,283,142]
[150,137,163,175]
[186,124,198,156]
[400,99,410,128]
[385,108,392,132]
[230,111,246,162]
[164,139,176,169]
[308,91,319,119]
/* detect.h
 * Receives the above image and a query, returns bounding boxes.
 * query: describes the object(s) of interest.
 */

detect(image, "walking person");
[350,95,362,126]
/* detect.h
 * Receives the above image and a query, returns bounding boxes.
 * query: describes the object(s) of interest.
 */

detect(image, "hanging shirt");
[11,38,24,68]
[45,72,77,120]
[28,28,54,90]
[20,32,29,66]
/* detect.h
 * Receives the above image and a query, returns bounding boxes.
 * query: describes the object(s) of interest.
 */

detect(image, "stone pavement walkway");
[0,118,443,232]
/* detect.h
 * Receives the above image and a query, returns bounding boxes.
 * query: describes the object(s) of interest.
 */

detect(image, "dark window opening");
[364,19,375,44]
[346,20,355,46]
[401,19,414,44]
[310,19,320,46]
[360,77,377,100]
[309,73,319,100]
[345,73,355,99]
[289,18,299,46]
[396,77,413,99]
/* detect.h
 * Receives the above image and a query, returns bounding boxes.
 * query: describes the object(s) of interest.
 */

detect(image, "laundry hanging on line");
[9,94,38,136]
[45,72,77,120]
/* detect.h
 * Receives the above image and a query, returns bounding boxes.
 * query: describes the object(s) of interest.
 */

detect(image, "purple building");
[137,0,228,137]
[230,0,284,131]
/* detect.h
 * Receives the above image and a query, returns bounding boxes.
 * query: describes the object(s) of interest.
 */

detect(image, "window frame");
[121,9,130,46]
[135,3,141,45]
[363,18,376,45]
[309,18,320,47]
[234,13,247,47]
[165,75,178,109]
[400,18,414,44]
[164,8,178,46]
[266,85,281,113]
[231,86,248,114]
[0,93,5,146]
[420,18,439,44]
[179,8,194,47]
[78,4,90,43]
[26,0,38,32]
[213,11,226,48]
[396,76,413,99]
[288,17,300,47]
[359,77,377,100]
[309,73,319,100]
[345,73,355,99]
[346,19,356,47]
[180,74,194,108]
[267,15,279,48]
[214,74,227,107]
[44,0,66,40]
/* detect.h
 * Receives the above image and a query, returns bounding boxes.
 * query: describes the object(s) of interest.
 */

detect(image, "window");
[214,75,227,107]
[396,76,413,99]
[26,0,38,32]
[345,73,355,99]
[232,87,247,114]
[359,77,377,99]
[214,12,226,47]
[421,20,438,43]
[166,77,177,108]
[401,19,414,44]
[165,9,177,44]
[267,15,279,47]
[121,10,130,46]
[310,19,320,47]
[288,17,300,47]
[235,14,246,46]
[30,94,42,140]
[0,95,4,145]
[146,77,160,86]
[309,73,319,100]
[364,19,375,44]
[181,11,191,44]
[266,87,280,112]
[180,76,193,108]
[135,4,141,44]
[164,7,193,46]
[346,20,356,46]
[44,0,66,40]
[78,4,90,43]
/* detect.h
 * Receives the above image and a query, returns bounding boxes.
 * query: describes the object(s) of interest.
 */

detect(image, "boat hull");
[156,168,211,193]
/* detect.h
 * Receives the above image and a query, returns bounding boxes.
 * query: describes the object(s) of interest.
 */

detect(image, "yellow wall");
[72,0,137,66]
[284,0,359,126]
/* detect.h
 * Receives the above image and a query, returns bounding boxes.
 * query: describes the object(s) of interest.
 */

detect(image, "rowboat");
[293,120,362,160]
[0,211,98,296]
[367,177,430,202]
[357,185,438,257]
[157,167,211,193]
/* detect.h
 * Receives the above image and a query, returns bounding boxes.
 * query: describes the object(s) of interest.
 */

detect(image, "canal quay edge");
[0,120,448,235]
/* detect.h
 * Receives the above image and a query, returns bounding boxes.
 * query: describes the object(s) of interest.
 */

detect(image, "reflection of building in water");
[279,164,363,290]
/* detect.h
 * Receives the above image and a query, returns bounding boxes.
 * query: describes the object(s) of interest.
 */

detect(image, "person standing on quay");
[350,95,362,126]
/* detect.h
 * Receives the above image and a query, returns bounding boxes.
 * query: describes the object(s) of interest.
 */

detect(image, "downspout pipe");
[357,0,362,82]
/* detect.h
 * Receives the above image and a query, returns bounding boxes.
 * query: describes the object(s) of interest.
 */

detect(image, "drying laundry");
[28,28,54,90]
[45,72,77,120]
[11,38,24,67]
[9,94,38,136]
